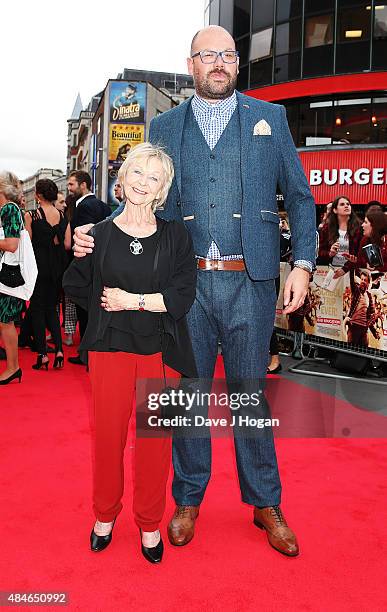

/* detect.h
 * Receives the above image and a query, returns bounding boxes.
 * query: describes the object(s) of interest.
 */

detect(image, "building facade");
[23,168,67,211]
[206,0,387,213]
[67,69,194,207]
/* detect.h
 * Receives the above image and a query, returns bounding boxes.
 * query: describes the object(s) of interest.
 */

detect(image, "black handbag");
[0,262,25,288]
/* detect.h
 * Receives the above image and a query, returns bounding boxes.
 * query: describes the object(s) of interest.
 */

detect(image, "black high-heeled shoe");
[139,529,164,564]
[32,355,49,370]
[90,518,116,552]
[267,364,282,375]
[0,368,22,385]
[53,353,64,369]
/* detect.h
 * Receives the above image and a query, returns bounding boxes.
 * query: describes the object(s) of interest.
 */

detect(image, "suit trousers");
[172,270,282,508]
[88,351,180,531]
[29,275,63,354]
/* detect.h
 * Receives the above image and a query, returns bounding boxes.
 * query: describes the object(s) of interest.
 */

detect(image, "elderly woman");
[63,143,197,564]
[0,171,23,385]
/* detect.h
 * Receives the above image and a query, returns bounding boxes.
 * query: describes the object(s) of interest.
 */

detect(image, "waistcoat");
[180,104,243,256]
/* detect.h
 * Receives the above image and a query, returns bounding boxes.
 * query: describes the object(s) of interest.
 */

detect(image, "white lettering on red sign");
[309,168,387,186]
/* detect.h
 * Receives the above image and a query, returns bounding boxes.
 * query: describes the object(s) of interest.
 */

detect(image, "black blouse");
[29,207,68,282]
[63,217,198,378]
[90,221,162,354]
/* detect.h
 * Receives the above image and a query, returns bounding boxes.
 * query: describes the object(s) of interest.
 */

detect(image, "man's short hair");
[69,170,91,190]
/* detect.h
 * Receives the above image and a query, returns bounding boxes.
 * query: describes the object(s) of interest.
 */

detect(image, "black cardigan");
[63,217,198,378]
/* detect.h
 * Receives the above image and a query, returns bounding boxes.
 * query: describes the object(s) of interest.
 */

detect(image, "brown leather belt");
[196,258,246,271]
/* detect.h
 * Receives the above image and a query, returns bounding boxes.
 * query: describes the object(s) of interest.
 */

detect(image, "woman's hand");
[333,268,346,279]
[101,287,136,312]
[329,241,340,257]
[342,252,357,263]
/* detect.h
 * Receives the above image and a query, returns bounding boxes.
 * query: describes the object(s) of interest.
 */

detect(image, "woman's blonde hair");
[0,171,22,204]
[118,142,174,211]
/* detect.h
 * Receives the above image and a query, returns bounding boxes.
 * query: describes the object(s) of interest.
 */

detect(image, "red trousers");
[88,351,180,531]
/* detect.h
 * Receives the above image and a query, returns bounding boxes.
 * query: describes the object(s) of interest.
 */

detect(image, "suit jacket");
[71,194,111,230]
[149,91,316,281]
[63,217,198,378]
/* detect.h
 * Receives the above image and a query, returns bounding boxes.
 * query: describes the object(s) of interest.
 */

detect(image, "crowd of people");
[317,196,387,273]
[0,170,112,380]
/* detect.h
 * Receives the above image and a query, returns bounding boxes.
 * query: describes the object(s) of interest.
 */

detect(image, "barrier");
[275,263,387,382]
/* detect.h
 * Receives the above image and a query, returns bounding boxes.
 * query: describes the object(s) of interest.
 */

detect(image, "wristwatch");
[293,260,315,273]
[138,294,145,311]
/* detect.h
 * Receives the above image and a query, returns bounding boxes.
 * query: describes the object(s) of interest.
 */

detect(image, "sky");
[0,0,205,180]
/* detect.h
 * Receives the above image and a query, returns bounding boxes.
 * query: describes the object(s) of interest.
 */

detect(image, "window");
[204,4,209,26]
[303,45,334,77]
[276,0,302,23]
[336,5,370,72]
[250,28,273,61]
[374,4,387,36]
[332,99,372,144]
[336,41,370,72]
[305,14,334,47]
[299,101,333,147]
[234,0,250,38]
[305,0,335,13]
[337,5,371,42]
[373,4,387,69]
[252,0,274,31]
[274,52,301,82]
[236,36,250,65]
[209,0,220,26]
[250,58,273,87]
[237,65,249,91]
[275,19,302,55]
[369,100,387,144]
[284,102,299,144]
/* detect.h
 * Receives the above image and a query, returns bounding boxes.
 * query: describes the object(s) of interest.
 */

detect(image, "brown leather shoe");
[253,506,299,556]
[167,505,200,546]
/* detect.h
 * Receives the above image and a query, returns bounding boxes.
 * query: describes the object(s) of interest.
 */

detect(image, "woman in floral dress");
[0,171,23,384]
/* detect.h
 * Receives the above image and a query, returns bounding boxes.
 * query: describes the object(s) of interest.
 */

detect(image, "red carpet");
[1,346,387,611]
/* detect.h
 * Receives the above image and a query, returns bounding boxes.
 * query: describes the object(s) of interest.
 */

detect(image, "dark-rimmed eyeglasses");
[191,50,239,64]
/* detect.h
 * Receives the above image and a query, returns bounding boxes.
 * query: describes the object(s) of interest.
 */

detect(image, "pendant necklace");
[129,237,143,255]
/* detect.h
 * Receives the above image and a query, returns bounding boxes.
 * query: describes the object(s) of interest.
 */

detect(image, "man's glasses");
[191,50,239,64]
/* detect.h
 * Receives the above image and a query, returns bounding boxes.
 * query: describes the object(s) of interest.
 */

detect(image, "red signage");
[298,148,387,205]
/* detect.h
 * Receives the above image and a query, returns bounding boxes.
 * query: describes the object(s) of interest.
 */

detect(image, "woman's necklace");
[129,237,143,255]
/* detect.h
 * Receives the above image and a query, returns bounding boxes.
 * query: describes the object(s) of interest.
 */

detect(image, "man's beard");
[194,68,237,100]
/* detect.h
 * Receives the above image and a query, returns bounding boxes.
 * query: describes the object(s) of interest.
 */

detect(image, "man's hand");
[283,268,310,314]
[73,224,95,257]
[101,287,136,312]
